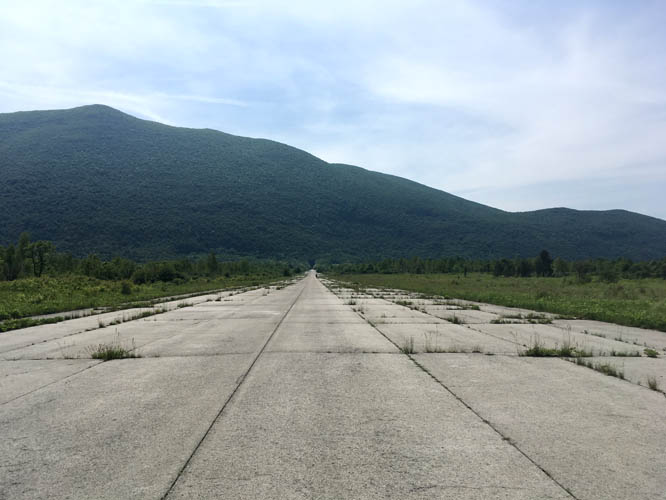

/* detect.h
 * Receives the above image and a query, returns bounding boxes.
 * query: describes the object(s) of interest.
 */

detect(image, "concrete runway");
[1,272,665,499]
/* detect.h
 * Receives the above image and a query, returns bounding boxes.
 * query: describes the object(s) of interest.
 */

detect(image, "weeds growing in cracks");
[400,336,415,354]
[520,334,592,358]
[88,332,140,361]
[647,376,660,391]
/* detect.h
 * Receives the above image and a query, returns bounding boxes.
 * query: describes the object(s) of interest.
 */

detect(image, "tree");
[598,261,619,283]
[156,263,177,282]
[573,261,591,282]
[206,251,218,275]
[552,257,568,277]
[17,232,31,261]
[28,241,54,277]
[517,259,533,277]
[2,245,22,281]
[535,250,553,277]
[501,259,515,277]
[492,260,504,277]
[80,254,102,277]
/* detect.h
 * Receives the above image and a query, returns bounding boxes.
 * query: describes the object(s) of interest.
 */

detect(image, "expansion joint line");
[0,361,102,407]
[337,285,578,500]
[406,356,579,499]
[160,279,307,500]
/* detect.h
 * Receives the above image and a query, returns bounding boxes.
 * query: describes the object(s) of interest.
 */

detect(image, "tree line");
[324,250,666,281]
[0,233,303,283]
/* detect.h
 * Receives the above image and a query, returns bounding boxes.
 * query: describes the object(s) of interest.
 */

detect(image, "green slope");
[1,104,664,261]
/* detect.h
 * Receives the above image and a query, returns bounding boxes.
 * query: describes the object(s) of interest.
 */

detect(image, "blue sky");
[1,0,665,219]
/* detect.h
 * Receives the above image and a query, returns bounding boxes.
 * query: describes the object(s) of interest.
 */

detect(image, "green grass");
[572,358,625,380]
[491,313,552,324]
[0,315,67,332]
[519,335,592,358]
[330,273,666,332]
[0,273,285,328]
[88,336,140,361]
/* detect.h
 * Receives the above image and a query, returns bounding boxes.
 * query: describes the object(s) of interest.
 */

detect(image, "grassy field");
[0,273,285,331]
[330,273,666,332]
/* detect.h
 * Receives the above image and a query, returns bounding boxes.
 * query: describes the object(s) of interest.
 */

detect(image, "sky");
[1,0,665,220]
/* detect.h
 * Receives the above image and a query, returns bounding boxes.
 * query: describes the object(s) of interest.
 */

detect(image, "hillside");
[1,105,665,262]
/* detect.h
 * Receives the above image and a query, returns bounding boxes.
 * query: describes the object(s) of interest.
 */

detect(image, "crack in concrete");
[0,361,103,407]
[160,280,307,500]
[328,280,579,500]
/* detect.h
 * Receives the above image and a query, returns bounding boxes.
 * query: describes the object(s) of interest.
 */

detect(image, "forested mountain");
[1,105,665,262]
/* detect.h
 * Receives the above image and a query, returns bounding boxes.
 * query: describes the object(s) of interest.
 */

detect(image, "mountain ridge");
[1,104,664,262]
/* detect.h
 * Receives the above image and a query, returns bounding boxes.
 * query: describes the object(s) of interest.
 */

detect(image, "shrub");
[120,281,132,295]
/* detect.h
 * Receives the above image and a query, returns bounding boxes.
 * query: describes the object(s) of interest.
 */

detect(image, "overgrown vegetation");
[0,234,302,323]
[325,251,666,281]
[491,313,552,324]
[520,336,593,358]
[329,272,666,332]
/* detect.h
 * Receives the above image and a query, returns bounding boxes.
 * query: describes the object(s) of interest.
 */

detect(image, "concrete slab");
[0,309,151,355]
[0,359,100,404]
[154,304,284,321]
[166,353,569,499]
[289,309,363,323]
[0,355,254,500]
[267,321,396,352]
[0,287,263,356]
[574,356,666,390]
[415,354,666,500]
[423,307,501,324]
[3,282,305,360]
[469,323,643,355]
[4,273,663,499]
[2,320,175,360]
[138,319,281,356]
[266,277,397,353]
[476,304,558,318]
[422,304,481,312]
[375,323,518,354]
[553,319,666,352]
[373,291,558,321]
[365,312,447,325]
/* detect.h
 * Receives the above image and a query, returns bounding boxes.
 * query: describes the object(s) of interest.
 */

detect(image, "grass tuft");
[400,336,416,354]
[448,314,464,325]
[520,335,592,358]
[647,376,660,391]
[88,334,140,361]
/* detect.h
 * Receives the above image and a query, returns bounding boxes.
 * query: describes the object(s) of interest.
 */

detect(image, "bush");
[120,281,132,295]
[132,268,148,284]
